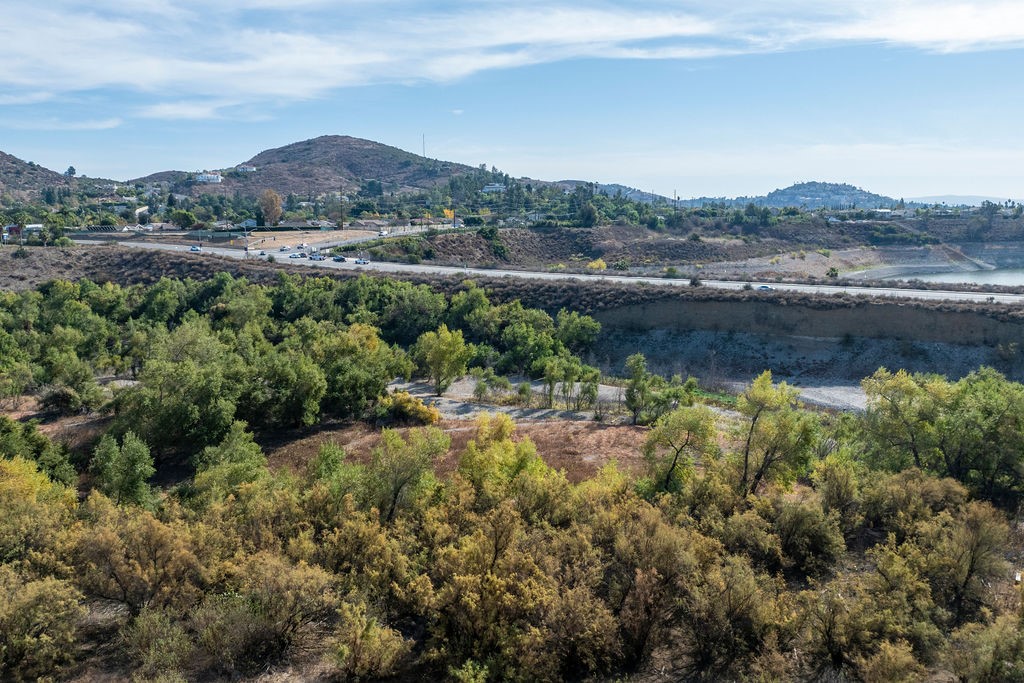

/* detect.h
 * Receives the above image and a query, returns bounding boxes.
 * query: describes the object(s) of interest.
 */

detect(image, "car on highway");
[757,285,775,291]
[309,253,325,261]
[332,255,347,262]
[258,250,266,256]
[279,246,290,252]
[288,252,307,259]
[190,245,202,252]
[354,258,370,265]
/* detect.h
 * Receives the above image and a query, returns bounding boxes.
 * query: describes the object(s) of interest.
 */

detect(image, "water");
[902,269,1024,286]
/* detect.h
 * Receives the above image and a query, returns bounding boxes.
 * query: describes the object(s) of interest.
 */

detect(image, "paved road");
[106,240,1024,305]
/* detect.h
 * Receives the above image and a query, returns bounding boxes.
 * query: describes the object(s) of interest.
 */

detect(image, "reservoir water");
[900,269,1024,286]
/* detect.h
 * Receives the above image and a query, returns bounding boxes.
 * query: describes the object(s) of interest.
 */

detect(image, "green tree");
[554,309,601,353]
[641,405,718,494]
[90,431,155,507]
[170,209,197,228]
[193,421,268,505]
[416,324,473,396]
[624,353,654,424]
[734,371,819,497]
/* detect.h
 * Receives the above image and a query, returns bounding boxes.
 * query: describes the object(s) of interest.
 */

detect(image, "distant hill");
[677,182,896,209]
[0,151,72,196]
[132,135,478,198]
[559,181,672,204]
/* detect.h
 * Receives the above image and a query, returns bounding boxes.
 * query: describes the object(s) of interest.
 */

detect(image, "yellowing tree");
[259,189,282,226]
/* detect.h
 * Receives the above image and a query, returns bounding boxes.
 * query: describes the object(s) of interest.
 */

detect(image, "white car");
[355,258,370,265]
[189,245,202,252]
[280,246,291,252]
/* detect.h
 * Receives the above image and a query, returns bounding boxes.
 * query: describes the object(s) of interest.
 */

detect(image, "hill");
[132,135,479,198]
[676,181,896,209]
[560,181,672,204]
[762,181,894,208]
[0,151,72,197]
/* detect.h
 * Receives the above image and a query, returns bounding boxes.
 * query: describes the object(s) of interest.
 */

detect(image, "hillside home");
[195,172,223,184]
[481,183,506,194]
[236,165,257,173]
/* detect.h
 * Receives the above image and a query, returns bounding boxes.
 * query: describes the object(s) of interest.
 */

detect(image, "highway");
[110,240,1024,305]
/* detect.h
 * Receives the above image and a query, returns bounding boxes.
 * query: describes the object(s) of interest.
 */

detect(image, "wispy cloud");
[2,1,1023,120]
[3,117,123,131]
[0,92,54,106]
[137,101,232,120]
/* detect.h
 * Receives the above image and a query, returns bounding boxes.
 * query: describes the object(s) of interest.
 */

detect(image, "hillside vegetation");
[1,270,1024,681]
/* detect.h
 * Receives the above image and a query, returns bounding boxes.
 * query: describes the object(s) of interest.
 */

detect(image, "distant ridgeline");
[674,182,898,210]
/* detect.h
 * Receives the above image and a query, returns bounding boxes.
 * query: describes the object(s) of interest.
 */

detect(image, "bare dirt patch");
[263,418,648,483]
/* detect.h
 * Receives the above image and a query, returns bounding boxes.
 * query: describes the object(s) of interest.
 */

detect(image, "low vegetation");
[1,272,1023,681]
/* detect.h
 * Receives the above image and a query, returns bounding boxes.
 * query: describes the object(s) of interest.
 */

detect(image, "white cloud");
[1,1,1023,119]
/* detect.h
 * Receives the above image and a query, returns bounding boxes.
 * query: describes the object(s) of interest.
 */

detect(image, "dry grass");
[264,418,649,483]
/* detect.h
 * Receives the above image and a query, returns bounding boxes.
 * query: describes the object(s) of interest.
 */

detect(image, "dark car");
[332,255,347,262]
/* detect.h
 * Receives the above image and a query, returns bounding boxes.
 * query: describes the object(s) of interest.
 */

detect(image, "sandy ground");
[242,229,376,251]
[677,245,971,281]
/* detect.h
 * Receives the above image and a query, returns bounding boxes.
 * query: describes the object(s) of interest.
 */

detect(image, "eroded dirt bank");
[4,246,1017,410]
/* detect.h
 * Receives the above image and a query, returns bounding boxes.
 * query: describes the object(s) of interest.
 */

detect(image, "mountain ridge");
[0,138,979,210]
[129,135,478,198]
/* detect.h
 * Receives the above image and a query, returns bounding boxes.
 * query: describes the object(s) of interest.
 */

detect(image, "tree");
[416,324,473,396]
[64,166,75,177]
[259,189,282,226]
[170,209,197,229]
[624,353,654,424]
[554,309,601,353]
[75,493,203,616]
[0,565,84,680]
[90,431,155,507]
[192,421,268,505]
[734,370,818,497]
[577,202,598,227]
[331,601,411,679]
[365,427,449,523]
[642,405,718,494]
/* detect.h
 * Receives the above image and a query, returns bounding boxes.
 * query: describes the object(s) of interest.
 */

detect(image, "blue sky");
[2,0,1024,199]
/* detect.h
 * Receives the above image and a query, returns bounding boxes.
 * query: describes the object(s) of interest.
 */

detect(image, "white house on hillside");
[196,172,223,184]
